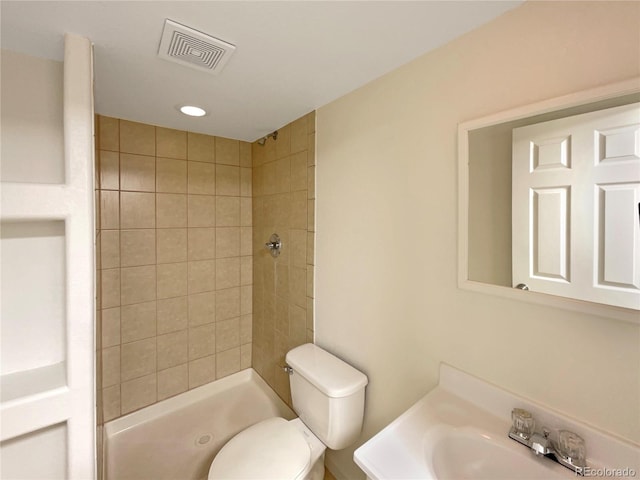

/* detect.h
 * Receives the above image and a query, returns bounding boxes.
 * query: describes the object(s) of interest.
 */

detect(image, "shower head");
[257,130,278,146]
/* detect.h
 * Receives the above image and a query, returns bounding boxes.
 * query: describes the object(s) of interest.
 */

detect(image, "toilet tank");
[285,343,368,450]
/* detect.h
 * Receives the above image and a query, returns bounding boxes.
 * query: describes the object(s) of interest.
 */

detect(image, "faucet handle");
[555,430,586,467]
[511,408,535,439]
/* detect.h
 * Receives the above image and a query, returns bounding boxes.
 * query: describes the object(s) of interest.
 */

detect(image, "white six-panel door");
[0,34,95,478]
[512,102,640,310]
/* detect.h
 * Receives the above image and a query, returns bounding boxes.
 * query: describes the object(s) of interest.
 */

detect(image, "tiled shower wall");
[251,112,316,405]
[95,116,253,423]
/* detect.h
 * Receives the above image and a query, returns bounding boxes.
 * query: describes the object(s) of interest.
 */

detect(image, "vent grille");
[158,19,235,74]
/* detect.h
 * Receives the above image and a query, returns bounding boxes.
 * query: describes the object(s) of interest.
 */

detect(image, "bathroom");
[1,1,639,479]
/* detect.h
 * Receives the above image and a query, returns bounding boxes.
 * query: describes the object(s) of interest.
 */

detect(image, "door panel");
[513,102,640,310]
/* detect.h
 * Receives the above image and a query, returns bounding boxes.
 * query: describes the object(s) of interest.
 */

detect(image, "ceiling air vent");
[158,19,236,74]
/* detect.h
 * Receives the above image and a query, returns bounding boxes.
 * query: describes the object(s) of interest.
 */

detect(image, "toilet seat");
[208,417,311,479]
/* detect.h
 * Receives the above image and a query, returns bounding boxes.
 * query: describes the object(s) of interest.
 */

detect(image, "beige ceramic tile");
[99,115,120,152]
[156,127,187,160]
[188,227,215,261]
[240,198,252,227]
[189,355,216,388]
[307,199,315,232]
[289,303,306,337]
[98,115,119,151]
[240,227,252,256]
[121,373,157,414]
[307,265,314,298]
[240,168,252,197]
[215,137,239,166]
[101,230,120,269]
[252,165,263,196]
[240,256,253,286]
[216,257,240,289]
[240,286,252,315]
[120,120,155,156]
[251,142,265,167]
[157,364,188,401]
[156,157,187,193]
[100,150,119,190]
[307,232,315,265]
[275,124,291,159]
[157,228,187,264]
[102,385,121,422]
[100,190,120,230]
[306,297,314,331]
[289,266,306,308]
[120,192,155,229]
[240,344,252,370]
[216,165,240,196]
[188,291,216,326]
[121,301,157,343]
[290,229,306,268]
[307,166,315,199]
[102,307,121,348]
[121,265,156,305]
[121,337,156,381]
[157,296,188,334]
[188,195,215,227]
[215,196,240,226]
[156,193,187,228]
[239,142,251,168]
[120,153,155,192]
[264,135,276,163]
[240,314,252,344]
[305,111,316,134]
[307,133,316,166]
[216,347,240,378]
[157,262,188,299]
[275,297,289,334]
[188,161,216,195]
[261,162,276,196]
[157,330,188,370]
[188,259,216,293]
[120,229,156,267]
[215,287,240,321]
[290,152,307,192]
[187,132,215,163]
[188,323,216,360]
[290,191,307,229]
[275,157,291,194]
[290,116,308,154]
[215,227,239,258]
[101,268,121,309]
[102,346,120,387]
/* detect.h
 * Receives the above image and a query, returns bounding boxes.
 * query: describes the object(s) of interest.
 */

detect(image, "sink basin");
[354,364,640,480]
[429,427,566,479]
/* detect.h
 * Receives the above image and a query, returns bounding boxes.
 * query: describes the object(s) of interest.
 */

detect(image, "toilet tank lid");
[286,344,368,398]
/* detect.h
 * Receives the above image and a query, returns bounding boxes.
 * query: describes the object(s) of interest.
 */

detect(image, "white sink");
[428,426,566,479]
[354,364,639,480]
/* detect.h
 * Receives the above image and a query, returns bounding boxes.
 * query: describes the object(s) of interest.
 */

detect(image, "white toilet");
[208,343,368,480]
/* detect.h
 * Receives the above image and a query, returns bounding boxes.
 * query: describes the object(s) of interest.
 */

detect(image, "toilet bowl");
[207,418,326,480]
[207,343,368,480]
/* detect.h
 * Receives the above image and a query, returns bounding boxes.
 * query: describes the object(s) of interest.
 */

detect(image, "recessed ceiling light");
[179,105,206,117]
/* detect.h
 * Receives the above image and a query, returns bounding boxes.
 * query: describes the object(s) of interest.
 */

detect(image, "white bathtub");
[103,368,295,480]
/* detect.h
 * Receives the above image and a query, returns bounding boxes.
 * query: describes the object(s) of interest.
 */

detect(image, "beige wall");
[1,49,64,184]
[95,116,253,423]
[315,2,640,478]
[251,113,316,405]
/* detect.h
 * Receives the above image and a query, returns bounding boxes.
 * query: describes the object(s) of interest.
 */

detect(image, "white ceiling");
[1,1,522,142]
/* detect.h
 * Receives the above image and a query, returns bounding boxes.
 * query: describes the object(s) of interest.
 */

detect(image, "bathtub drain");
[196,433,213,446]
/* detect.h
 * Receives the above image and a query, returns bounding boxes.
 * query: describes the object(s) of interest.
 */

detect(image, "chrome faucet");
[509,408,587,475]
